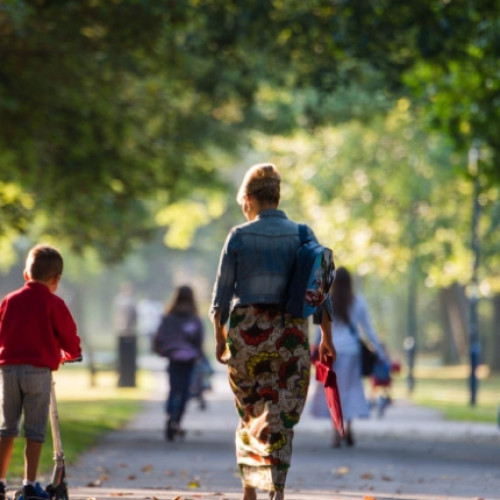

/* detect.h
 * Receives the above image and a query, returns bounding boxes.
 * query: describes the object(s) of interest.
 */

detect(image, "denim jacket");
[209,209,332,326]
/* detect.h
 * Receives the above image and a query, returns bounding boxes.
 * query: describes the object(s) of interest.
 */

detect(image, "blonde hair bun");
[237,163,281,205]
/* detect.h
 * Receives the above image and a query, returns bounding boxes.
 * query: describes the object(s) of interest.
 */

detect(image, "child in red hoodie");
[0,245,82,500]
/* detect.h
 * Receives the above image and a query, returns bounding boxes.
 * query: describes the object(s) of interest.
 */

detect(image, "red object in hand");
[315,358,345,437]
[391,361,402,374]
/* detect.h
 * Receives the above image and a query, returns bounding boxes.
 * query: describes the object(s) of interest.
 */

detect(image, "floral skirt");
[226,305,310,493]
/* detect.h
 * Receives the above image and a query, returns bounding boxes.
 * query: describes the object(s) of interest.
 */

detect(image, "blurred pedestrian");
[153,285,203,441]
[368,344,401,418]
[210,163,336,500]
[113,283,137,336]
[0,244,82,500]
[311,266,388,447]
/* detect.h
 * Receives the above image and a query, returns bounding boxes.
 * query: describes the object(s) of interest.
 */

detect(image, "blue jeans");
[166,360,195,424]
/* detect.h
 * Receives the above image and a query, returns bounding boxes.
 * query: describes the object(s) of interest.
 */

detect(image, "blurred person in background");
[311,266,388,447]
[153,285,204,441]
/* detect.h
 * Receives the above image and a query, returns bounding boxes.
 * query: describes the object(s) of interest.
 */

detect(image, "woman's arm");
[211,310,228,364]
[209,231,237,327]
[317,307,336,364]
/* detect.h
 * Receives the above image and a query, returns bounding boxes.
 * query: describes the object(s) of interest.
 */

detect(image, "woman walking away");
[311,266,388,447]
[153,285,203,441]
[210,163,336,500]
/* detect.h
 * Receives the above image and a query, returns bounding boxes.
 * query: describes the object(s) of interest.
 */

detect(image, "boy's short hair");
[25,245,63,281]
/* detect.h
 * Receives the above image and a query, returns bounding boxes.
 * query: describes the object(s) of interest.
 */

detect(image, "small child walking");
[0,245,82,500]
[369,344,401,418]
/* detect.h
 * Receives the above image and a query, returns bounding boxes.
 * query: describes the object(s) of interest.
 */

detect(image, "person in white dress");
[310,266,388,447]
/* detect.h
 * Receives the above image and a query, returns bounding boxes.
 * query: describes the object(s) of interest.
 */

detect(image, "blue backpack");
[285,224,335,318]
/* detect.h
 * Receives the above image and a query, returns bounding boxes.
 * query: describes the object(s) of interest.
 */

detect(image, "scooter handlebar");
[63,356,83,364]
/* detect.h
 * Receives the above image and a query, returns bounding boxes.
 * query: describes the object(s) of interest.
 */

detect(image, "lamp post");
[405,201,418,395]
[468,141,481,406]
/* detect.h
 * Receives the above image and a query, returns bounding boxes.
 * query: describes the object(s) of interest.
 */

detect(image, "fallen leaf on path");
[127,474,137,480]
[110,493,133,497]
[333,466,350,476]
[188,479,200,489]
[361,473,373,479]
[363,496,377,500]
[141,464,154,473]
[86,479,102,487]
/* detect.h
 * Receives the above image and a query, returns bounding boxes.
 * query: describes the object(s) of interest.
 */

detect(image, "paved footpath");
[62,360,500,500]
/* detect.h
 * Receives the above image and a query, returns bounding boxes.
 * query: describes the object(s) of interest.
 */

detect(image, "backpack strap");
[298,223,309,244]
[281,223,309,319]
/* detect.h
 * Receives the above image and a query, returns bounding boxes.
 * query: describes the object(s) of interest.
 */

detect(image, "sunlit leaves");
[155,191,227,249]
[0,181,34,237]
[250,98,495,290]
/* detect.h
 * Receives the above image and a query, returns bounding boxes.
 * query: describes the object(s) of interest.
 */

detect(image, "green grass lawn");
[391,364,500,424]
[6,367,155,483]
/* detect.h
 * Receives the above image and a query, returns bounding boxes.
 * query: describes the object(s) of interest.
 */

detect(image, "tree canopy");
[1,0,499,268]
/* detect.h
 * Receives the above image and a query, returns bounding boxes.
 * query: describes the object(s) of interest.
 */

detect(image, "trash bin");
[118,335,137,387]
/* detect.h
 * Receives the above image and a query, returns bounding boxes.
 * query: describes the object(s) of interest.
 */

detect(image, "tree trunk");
[438,283,469,364]
[490,293,500,373]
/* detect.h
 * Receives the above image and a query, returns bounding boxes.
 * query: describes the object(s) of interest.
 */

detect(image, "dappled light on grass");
[52,368,156,400]
[415,364,490,380]
[390,364,499,423]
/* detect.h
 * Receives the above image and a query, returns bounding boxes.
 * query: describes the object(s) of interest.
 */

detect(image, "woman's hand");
[318,337,336,364]
[215,337,229,364]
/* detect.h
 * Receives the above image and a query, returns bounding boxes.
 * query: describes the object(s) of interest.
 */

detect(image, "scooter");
[45,357,82,500]
[45,375,69,500]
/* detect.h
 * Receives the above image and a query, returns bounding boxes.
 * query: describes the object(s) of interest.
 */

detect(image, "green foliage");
[253,101,477,284]
[403,7,500,183]
[0,0,236,262]
[1,0,499,267]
